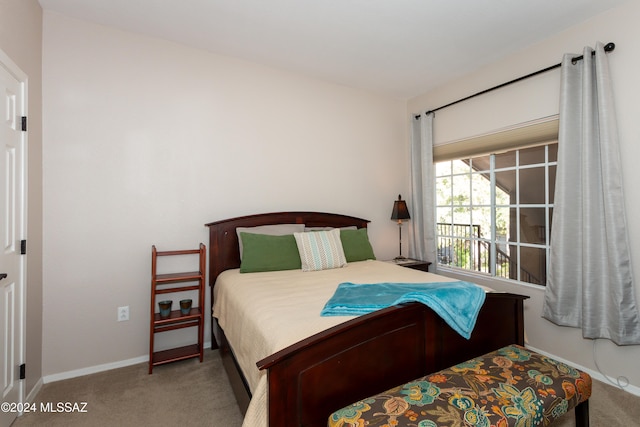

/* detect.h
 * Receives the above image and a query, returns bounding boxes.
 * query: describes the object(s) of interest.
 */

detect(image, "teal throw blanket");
[320,281,486,339]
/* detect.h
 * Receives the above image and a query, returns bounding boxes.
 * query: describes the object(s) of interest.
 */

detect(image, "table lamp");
[390,194,410,260]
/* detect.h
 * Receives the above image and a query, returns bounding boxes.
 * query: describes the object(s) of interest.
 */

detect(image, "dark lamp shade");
[390,194,410,221]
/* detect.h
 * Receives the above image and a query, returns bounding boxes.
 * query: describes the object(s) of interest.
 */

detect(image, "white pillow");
[236,224,305,259]
[294,229,347,272]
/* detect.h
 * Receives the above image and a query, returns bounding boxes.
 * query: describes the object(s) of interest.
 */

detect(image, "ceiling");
[38,0,628,99]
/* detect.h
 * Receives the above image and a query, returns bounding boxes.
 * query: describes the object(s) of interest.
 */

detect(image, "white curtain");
[542,42,640,345]
[409,112,437,265]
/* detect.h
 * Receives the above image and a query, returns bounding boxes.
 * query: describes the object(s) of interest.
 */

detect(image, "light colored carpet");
[12,350,243,427]
[553,377,640,426]
[11,349,640,426]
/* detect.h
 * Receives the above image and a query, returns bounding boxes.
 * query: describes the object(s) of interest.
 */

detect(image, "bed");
[205,211,528,427]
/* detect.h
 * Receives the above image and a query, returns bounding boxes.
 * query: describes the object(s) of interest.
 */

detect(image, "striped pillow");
[294,229,347,271]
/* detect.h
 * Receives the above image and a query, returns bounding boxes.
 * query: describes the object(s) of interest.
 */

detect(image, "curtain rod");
[416,42,615,118]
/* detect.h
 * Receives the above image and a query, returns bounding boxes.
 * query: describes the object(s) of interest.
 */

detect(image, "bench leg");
[574,400,589,427]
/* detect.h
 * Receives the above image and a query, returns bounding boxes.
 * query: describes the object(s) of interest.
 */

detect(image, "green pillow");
[340,228,376,262]
[239,232,302,273]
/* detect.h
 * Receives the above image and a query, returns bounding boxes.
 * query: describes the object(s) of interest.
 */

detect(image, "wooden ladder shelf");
[149,243,206,374]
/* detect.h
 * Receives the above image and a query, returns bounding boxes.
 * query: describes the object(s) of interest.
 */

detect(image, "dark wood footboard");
[258,292,527,427]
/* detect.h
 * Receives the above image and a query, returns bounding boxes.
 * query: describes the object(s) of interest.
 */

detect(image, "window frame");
[434,141,557,287]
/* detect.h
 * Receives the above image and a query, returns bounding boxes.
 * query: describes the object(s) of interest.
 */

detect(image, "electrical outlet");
[117,306,129,322]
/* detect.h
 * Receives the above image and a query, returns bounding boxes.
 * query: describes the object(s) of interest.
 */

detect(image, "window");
[435,143,557,286]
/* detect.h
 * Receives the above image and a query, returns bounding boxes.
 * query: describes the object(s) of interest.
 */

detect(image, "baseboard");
[24,377,43,403]
[43,340,213,384]
[526,344,640,397]
[42,355,148,383]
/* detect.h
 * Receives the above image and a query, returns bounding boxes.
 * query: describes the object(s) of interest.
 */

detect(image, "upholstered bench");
[328,344,591,427]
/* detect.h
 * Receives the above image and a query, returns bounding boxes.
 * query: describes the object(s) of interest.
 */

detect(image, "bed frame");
[206,212,528,427]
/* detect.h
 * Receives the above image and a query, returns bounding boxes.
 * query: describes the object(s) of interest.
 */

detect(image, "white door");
[0,53,26,427]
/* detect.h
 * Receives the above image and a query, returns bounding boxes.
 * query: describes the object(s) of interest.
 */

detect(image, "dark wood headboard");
[205,212,370,351]
[204,211,370,287]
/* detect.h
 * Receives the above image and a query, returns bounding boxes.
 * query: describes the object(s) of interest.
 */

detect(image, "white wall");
[408,0,640,392]
[42,11,407,376]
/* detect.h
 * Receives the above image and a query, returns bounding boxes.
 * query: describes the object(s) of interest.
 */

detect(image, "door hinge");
[19,364,25,380]
[21,116,27,132]
[20,239,26,255]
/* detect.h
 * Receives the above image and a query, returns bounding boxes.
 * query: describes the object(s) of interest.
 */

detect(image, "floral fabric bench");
[328,344,591,427]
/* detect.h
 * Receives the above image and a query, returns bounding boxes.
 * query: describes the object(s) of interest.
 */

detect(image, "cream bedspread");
[212,260,479,427]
